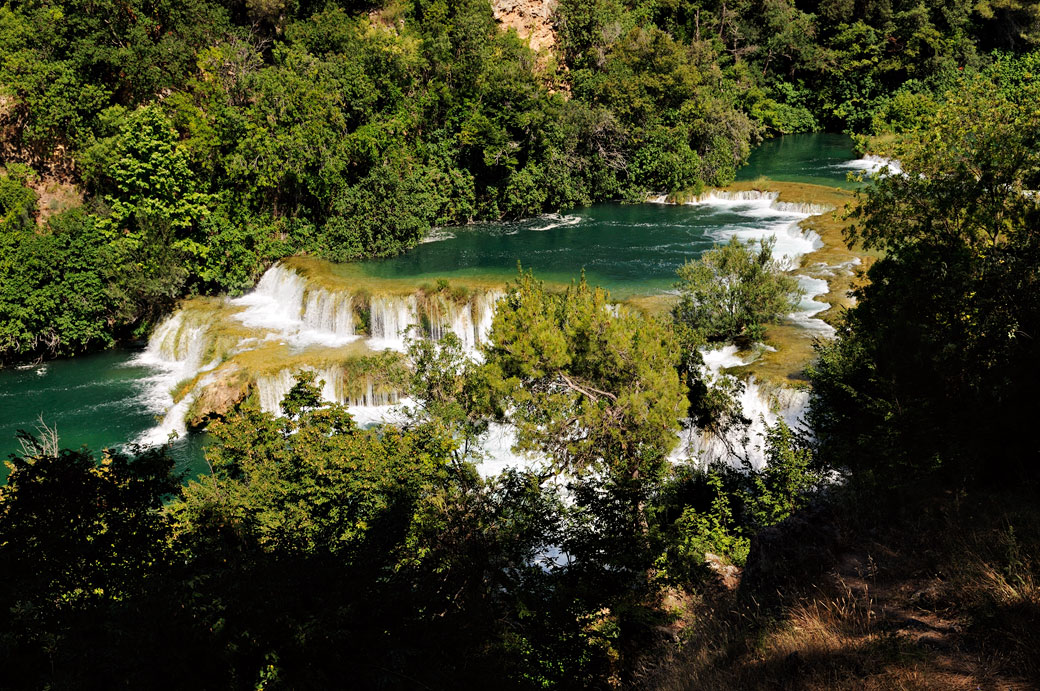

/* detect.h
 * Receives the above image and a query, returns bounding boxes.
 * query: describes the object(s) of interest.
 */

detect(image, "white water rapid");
[671,345,812,471]
[134,188,840,476]
[684,190,826,266]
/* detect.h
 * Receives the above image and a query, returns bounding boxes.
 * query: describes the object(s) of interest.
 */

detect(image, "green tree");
[673,236,802,346]
[0,439,180,688]
[484,270,687,484]
[810,76,1040,482]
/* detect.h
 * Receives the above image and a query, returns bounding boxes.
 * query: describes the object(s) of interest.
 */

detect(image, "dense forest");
[2,0,1040,688]
[1,0,1038,361]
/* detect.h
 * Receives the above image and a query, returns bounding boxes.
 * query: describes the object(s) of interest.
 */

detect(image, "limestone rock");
[188,364,251,428]
[704,552,742,590]
[491,0,558,53]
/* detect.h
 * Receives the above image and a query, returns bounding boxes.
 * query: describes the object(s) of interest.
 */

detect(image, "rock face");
[491,0,557,53]
[704,552,742,590]
[188,365,251,428]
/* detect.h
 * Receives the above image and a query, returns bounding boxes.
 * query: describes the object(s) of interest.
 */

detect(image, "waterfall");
[132,311,217,446]
[303,288,355,337]
[474,290,502,346]
[256,366,401,415]
[789,275,836,336]
[673,376,810,471]
[422,290,504,352]
[640,188,831,268]
[369,294,420,350]
[256,369,296,415]
[689,189,779,204]
[143,311,212,370]
[837,154,903,176]
[231,264,357,347]
[131,261,508,447]
[671,345,812,471]
[772,200,833,215]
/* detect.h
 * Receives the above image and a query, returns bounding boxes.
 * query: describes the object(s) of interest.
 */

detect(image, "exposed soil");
[491,0,558,53]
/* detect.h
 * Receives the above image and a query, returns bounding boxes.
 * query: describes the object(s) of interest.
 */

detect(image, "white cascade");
[231,264,357,347]
[672,190,826,267]
[671,345,812,471]
[789,275,836,336]
[368,294,420,351]
[256,366,402,416]
[132,312,215,446]
[302,288,355,338]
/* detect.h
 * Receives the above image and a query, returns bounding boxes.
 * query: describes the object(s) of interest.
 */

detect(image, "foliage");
[0,440,181,688]
[484,270,687,483]
[746,420,821,528]
[0,202,116,357]
[810,76,1040,481]
[165,378,592,687]
[673,236,802,347]
[673,470,751,566]
[406,330,502,463]
[656,420,821,581]
[3,0,1036,359]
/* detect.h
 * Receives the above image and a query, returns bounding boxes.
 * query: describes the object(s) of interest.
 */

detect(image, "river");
[0,133,876,480]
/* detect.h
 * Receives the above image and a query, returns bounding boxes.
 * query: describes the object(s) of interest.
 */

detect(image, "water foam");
[682,190,827,266]
[789,275,835,336]
[231,265,359,349]
[834,154,903,176]
[672,345,810,471]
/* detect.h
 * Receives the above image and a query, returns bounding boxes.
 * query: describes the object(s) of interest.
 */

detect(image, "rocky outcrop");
[704,552,742,590]
[491,0,557,53]
[188,365,251,428]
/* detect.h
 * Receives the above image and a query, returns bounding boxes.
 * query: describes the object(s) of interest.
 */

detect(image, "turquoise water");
[0,351,211,481]
[0,133,864,479]
[361,202,795,298]
[360,133,863,296]
[736,132,864,189]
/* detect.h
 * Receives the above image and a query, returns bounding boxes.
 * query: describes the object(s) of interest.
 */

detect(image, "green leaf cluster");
[673,235,802,347]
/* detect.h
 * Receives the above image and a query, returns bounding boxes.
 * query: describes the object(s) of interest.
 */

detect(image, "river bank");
[0,134,879,479]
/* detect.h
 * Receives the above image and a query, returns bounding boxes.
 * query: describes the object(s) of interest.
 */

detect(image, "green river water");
[0,133,868,480]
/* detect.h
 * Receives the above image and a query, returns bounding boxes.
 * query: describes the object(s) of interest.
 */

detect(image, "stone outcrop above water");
[187,365,250,428]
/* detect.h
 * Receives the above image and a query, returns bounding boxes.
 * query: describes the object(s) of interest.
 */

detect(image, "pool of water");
[0,132,868,479]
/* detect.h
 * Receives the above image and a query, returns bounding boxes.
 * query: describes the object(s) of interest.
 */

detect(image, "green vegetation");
[673,236,802,347]
[810,75,1040,483]
[2,0,1037,361]
[0,255,814,687]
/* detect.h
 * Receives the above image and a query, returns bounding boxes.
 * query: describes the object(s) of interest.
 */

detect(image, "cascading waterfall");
[303,288,355,337]
[135,262,506,447]
[132,311,217,446]
[423,291,504,352]
[676,190,828,266]
[671,345,812,471]
[790,275,836,336]
[836,154,903,176]
[231,264,358,347]
[256,366,402,415]
[132,186,842,476]
[368,294,420,350]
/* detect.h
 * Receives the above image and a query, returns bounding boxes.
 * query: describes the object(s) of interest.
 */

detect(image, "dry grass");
[639,487,1040,690]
